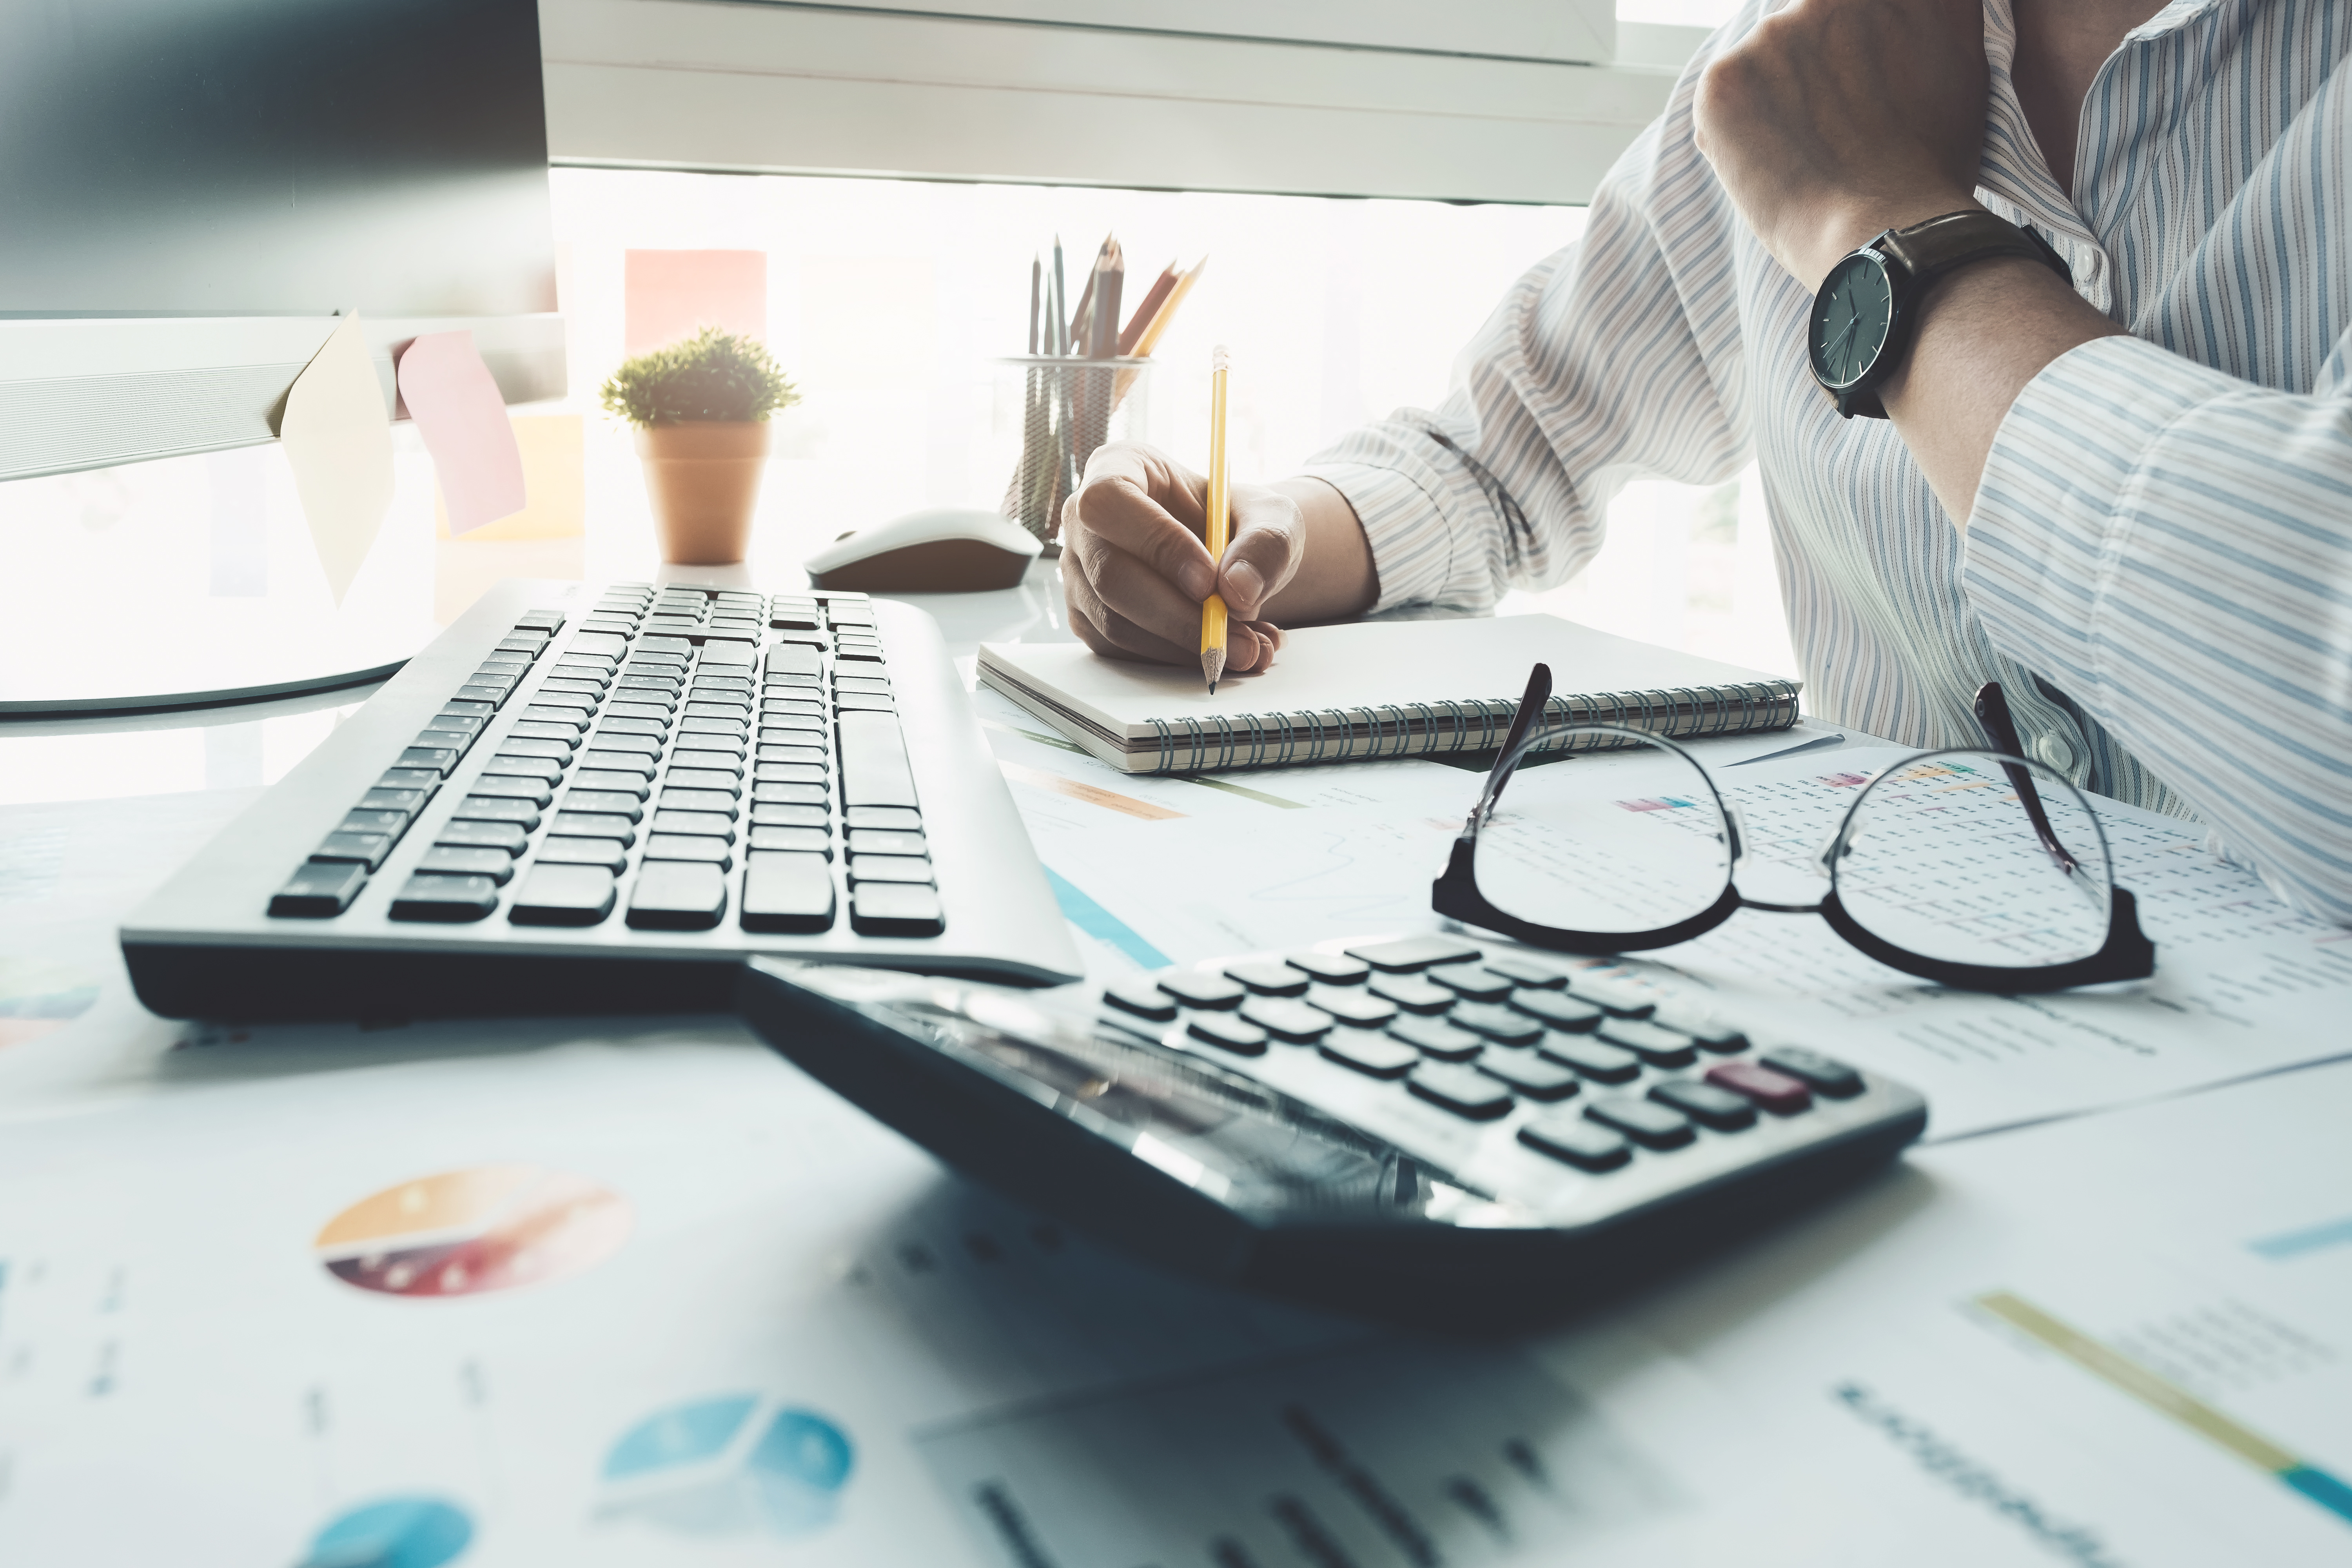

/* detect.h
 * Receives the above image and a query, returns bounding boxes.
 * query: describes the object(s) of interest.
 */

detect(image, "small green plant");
[599,327,799,427]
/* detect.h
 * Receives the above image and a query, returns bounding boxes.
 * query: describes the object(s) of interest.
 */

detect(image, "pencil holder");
[999,356,1151,554]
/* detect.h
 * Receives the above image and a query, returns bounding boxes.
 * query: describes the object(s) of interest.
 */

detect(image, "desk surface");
[3,564,2348,1567]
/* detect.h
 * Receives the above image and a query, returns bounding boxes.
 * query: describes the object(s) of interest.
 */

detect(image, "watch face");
[1810,253,1895,389]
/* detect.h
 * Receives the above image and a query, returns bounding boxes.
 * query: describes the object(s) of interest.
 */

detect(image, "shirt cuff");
[1300,457,1499,615]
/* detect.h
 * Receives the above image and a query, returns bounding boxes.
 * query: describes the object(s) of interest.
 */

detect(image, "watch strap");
[1877,210,2071,291]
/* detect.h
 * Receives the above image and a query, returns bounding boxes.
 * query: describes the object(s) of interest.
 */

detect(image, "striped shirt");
[1304,0,2352,923]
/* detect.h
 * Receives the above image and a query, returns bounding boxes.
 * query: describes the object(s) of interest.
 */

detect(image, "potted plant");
[601,327,799,564]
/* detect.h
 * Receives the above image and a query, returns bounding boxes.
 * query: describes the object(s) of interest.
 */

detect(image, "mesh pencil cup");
[998,356,1152,554]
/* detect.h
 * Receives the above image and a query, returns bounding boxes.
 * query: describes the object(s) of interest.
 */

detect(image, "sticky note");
[625,250,766,356]
[276,314,394,605]
[397,331,526,535]
[434,416,583,541]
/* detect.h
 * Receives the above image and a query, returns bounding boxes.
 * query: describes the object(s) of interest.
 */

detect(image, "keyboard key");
[377,768,443,791]
[588,733,664,757]
[337,808,412,838]
[766,642,822,673]
[1387,1015,1484,1062]
[424,711,486,732]
[748,826,832,855]
[759,745,828,767]
[388,873,500,923]
[846,829,926,857]
[835,693,896,713]
[684,700,750,719]
[1518,1114,1631,1171]
[1158,972,1245,1010]
[452,796,541,829]
[312,831,394,868]
[650,809,735,841]
[549,811,636,845]
[1239,998,1330,1042]
[435,820,528,854]
[756,764,828,786]
[752,804,829,829]
[508,864,618,926]
[1309,988,1397,1028]
[497,737,575,760]
[739,852,837,932]
[414,727,479,753]
[1225,960,1309,996]
[680,717,748,740]
[661,788,740,816]
[844,806,921,831]
[598,718,670,739]
[643,834,732,868]
[573,770,651,797]
[752,783,829,807]
[417,846,514,882]
[1583,1096,1694,1149]
[1477,1054,1580,1101]
[849,882,945,936]
[1704,1060,1811,1115]
[1407,1063,1516,1118]
[606,701,675,722]
[527,691,597,711]
[1648,1079,1756,1130]
[396,746,460,775]
[839,710,919,808]
[269,861,367,917]
[535,837,630,872]
[576,751,656,778]
[1448,1003,1544,1045]
[562,790,644,820]
[1760,1048,1865,1098]
[1285,951,1370,985]
[487,754,567,780]
[666,769,743,794]
[1510,990,1606,1032]
[508,721,584,744]
[1597,1020,1697,1068]
[465,777,553,807]
[1480,954,1567,989]
[1188,1013,1269,1056]
[626,860,728,930]
[847,855,932,884]
[1539,1036,1642,1084]
[451,685,510,708]
[1425,964,1515,1003]
[1103,977,1178,1021]
[1345,935,1482,973]
[1318,1032,1419,1078]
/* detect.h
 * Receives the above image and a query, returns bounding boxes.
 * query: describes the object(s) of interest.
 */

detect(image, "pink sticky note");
[626,250,766,356]
[396,331,527,535]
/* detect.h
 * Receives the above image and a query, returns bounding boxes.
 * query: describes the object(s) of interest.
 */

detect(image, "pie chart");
[299,1497,474,1568]
[595,1395,855,1538]
[0,955,100,1049]
[314,1165,632,1298]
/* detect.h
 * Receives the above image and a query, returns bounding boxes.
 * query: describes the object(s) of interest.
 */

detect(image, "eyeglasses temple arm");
[1973,681,2080,875]
[1482,662,1553,814]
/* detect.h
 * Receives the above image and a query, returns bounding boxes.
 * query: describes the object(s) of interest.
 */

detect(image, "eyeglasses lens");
[1831,750,2115,968]
[1472,733,1733,936]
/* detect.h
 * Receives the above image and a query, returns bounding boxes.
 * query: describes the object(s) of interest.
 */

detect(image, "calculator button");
[1760,1049,1865,1098]
[1480,955,1567,989]
[1368,975,1455,1014]
[1284,951,1370,985]
[1157,972,1245,1010]
[1448,1003,1544,1046]
[1566,973,1656,1018]
[1509,991,1606,1032]
[1647,1080,1757,1131]
[1103,979,1178,1022]
[1344,936,1483,973]
[1188,1013,1269,1056]
[269,862,366,917]
[1225,960,1310,996]
[1539,1037,1643,1084]
[508,865,618,927]
[1704,1061,1812,1114]
[1425,964,1515,1003]
[1519,1114,1631,1171]
[1476,1054,1580,1102]
[1318,1033,1418,1079]
[1690,1025,1750,1054]
[1583,1096,1694,1149]
[1240,999,1331,1042]
[1387,1015,1484,1062]
[1597,1020,1698,1068]
[1406,1064,1514,1119]
[1308,988,1397,1028]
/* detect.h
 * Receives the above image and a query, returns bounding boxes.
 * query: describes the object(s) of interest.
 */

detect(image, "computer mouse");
[803,508,1044,593]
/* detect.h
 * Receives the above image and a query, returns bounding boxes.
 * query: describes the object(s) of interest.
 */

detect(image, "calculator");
[739,932,1927,1328]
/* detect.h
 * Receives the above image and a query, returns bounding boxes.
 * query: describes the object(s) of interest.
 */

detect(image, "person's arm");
[1695,0,2352,920]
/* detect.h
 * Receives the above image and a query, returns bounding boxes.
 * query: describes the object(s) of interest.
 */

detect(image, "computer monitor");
[0,0,565,712]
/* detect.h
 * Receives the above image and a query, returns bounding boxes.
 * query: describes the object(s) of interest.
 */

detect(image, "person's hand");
[1060,442,1300,672]
[1693,0,1989,290]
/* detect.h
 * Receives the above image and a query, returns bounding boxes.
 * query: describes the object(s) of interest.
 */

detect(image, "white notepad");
[978,614,1801,773]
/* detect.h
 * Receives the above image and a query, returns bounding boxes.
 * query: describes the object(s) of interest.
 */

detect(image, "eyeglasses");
[1430,666,2156,993]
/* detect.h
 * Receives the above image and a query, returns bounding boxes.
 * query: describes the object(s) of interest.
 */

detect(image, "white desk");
[2,564,2347,1566]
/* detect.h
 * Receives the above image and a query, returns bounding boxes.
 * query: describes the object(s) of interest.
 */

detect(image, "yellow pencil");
[1200,344,1230,693]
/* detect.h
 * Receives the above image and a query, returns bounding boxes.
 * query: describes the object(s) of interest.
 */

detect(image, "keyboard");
[122,578,1081,1019]
[739,932,1928,1329]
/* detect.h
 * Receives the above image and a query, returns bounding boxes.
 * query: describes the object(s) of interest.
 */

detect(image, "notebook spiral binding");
[1143,679,1799,775]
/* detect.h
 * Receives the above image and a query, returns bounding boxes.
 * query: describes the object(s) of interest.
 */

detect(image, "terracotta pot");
[634,420,772,564]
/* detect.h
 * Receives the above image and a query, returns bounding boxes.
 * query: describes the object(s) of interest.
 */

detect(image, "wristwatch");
[1807,211,2072,419]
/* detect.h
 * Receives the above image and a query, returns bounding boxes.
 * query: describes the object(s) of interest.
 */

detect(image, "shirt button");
[2028,730,2078,776]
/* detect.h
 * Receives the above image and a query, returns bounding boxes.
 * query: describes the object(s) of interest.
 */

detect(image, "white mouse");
[803,508,1044,593]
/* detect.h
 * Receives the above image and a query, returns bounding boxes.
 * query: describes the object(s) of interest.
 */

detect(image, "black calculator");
[739,931,1926,1330]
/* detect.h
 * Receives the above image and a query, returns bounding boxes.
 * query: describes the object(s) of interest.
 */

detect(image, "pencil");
[1200,344,1230,694]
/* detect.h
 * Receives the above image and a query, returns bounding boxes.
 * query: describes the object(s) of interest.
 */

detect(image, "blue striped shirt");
[1305,0,2352,923]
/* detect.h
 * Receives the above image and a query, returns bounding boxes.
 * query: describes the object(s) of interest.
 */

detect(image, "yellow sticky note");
[434,415,583,541]
[277,314,394,605]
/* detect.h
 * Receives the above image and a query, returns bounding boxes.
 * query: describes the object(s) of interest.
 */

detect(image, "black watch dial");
[1809,251,1895,389]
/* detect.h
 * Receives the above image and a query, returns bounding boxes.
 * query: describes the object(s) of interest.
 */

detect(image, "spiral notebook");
[978,614,1802,774]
